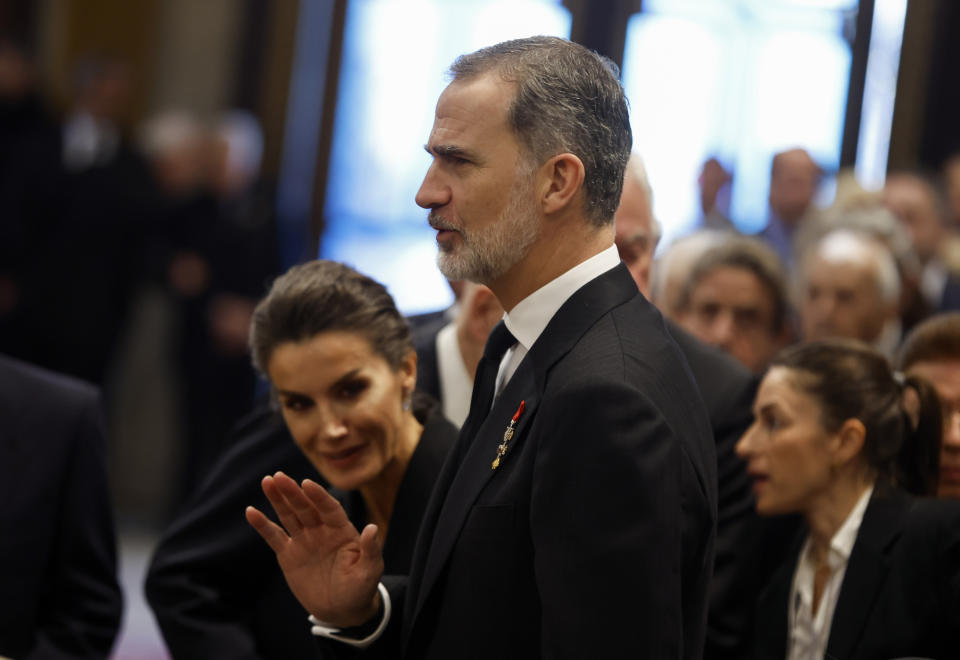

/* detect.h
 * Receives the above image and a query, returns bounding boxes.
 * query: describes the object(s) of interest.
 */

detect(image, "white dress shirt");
[435,321,473,428]
[787,485,874,660]
[494,244,621,397]
[310,243,622,645]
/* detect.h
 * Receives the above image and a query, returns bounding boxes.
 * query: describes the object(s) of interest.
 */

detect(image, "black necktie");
[459,321,516,444]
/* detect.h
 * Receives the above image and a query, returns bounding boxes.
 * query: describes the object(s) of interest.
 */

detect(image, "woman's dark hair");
[772,339,941,494]
[249,260,413,375]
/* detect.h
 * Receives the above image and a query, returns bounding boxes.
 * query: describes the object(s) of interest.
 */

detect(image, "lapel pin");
[492,400,525,470]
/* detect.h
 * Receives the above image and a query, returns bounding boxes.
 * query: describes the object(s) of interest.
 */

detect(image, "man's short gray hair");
[449,36,632,227]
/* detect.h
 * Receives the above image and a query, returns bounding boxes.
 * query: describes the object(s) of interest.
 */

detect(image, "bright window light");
[623,0,856,244]
[855,0,908,190]
[322,0,570,314]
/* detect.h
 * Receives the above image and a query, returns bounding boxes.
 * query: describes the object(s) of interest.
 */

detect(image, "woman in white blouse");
[736,339,960,660]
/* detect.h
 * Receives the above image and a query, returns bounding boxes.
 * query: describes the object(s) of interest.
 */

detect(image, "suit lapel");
[412,366,539,621]
[825,490,908,659]
[754,538,801,658]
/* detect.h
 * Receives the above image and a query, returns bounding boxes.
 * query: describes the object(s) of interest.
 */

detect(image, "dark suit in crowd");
[354,264,717,659]
[753,488,960,660]
[0,354,122,659]
[665,323,763,658]
[410,315,446,403]
[146,398,456,659]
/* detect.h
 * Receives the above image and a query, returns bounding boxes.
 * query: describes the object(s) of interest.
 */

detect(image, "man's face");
[883,177,942,263]
[943,158,960,226]
[416,74,539,285]
[614,176,657,298]
[678,265,781,373]
[801,255,889,343]
[769,150,818,225]
[904,359,960,499]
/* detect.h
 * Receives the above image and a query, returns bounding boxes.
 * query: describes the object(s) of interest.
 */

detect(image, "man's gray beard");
[436,181,540,285]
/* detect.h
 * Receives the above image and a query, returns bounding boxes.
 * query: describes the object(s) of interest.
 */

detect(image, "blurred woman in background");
[737,340,960,659]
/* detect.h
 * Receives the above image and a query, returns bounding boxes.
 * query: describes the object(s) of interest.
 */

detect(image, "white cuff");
[308,582,391,648]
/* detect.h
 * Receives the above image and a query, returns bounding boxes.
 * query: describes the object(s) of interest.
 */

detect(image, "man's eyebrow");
[424,143,475,160]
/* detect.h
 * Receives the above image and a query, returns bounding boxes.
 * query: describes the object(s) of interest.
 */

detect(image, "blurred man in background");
[884,171,960,312]
[799,228,902,358]
[760,147,821,268]
[674,235,791,374]
[0,354,122,659]
[899,312,960,499]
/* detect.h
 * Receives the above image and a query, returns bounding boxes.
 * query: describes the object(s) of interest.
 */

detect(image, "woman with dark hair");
[737,339,960,659]
[147,260,458,659]
[247,259,458,572]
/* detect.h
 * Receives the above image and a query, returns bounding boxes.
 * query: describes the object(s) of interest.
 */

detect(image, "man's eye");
[696,303,720,321]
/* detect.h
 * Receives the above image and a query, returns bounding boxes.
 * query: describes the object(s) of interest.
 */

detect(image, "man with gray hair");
[675,235,792,374]
[247,36,716,659]
[799,228,902,357]
[614,153,662,297]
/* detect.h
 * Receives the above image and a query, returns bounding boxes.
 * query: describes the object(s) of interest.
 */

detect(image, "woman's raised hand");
[246,472,384,627]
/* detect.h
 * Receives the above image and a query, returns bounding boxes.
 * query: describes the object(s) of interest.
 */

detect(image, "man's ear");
[466,285,503,345]
[539,153,585,215]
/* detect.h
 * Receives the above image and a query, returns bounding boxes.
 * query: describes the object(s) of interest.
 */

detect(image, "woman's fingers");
[245,505,289,554]
[261,474,305,535]
[302,478,353,530]
[271,473,325,528]
[358,523,382,558]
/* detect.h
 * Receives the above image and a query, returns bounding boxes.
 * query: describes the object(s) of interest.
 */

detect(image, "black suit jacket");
[665,323,765,658]
[146,400,457,660]
[358,264,717,659]
[753,489,960,660]
[411,318,444,404]
[0,354,122,659]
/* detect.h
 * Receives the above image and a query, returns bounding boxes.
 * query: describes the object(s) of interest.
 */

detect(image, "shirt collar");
[435,322,472,428]
[828,484,874,567]
[502,244,621,352]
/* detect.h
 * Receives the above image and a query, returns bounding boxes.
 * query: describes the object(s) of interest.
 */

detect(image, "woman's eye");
[762,413,782,431]
[281,397,312,412]
[337,380,367,399]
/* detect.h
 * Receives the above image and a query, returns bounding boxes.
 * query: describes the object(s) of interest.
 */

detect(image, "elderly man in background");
[650,230,727,317]
[799,228,902,358]
[413,281,503,428]
[884,171,960,312]
[674,235,792,374]
[613,155,661,296]
[899,312,960,499]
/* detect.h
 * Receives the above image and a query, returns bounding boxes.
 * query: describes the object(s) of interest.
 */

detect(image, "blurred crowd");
[0,36,280,507]
[3,26,960,660]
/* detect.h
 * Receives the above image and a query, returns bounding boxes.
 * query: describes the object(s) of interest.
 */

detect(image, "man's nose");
[710,311,736,348]
[415,163,450,210]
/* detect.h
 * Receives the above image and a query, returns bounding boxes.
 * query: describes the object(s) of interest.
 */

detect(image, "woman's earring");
[402,391,412,412]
